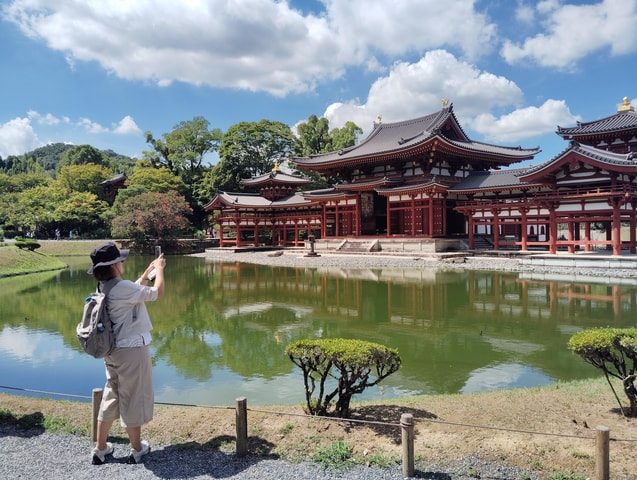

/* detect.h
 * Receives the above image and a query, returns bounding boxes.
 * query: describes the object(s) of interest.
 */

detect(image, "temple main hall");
[205,98,637,256]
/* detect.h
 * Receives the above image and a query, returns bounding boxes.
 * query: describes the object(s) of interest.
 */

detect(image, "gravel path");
[0,425,541,480]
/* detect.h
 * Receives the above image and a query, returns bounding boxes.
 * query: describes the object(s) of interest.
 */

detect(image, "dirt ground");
[2,377,636,478]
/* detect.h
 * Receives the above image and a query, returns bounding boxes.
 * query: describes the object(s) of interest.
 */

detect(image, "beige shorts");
[98,345,154,428]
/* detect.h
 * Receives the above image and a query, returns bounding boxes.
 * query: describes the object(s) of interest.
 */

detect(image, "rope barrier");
[0,385,91,400]
[2,384,636,443]
[246,407,402,427]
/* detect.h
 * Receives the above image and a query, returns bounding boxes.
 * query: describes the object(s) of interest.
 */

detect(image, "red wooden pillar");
[321,203,327,238]
[630,201,637,254]
[520,207,528,251]
[612,200,621,256]
[386,196,392,237]
[355,194,361,237]
[428,195,434,237]
[567,220,574,254]
[253,222,259,247]
[467,211,474,249]
[235,219,242,247]
[491,208,500,250]
[411,196,416,236]
[548,207,558,254]
[584,222,591,252]
[218,221,225,247]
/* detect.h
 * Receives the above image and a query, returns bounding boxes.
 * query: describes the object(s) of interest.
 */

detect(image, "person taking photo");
[86,242,165,465]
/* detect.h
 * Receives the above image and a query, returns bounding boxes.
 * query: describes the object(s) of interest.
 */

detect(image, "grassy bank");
[0,240,122,277]
[0,245,68,277]
[0,377,635,478]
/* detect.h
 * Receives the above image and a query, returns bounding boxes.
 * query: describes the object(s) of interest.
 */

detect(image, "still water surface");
[1,254,636,406]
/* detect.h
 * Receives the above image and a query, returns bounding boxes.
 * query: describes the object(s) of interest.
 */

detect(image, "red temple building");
[205,98,637,256]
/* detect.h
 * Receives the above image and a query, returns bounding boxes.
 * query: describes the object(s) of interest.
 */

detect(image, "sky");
[1,0,637,169]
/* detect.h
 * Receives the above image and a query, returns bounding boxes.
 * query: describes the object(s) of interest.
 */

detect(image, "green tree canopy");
[53,191,110,238]
[58,144,106,170]
[295,114,331,156]
[111,190,193,242]
[126,166,186,194]
[208,119,296,192]
[286,338,401,418]
[568,327,637,416]
[56,164,112,197]
[144,116,222,186]
[292,116,362,189]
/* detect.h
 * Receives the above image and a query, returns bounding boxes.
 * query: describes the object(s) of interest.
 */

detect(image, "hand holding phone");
[147,246,162,280]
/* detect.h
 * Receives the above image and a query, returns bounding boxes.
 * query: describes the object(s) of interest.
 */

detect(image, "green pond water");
[1,254,634,406]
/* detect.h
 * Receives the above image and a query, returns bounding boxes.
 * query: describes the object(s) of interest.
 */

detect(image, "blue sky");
[1,0,636,168]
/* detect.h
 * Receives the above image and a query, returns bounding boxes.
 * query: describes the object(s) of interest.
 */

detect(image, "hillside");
[0,142,137,177]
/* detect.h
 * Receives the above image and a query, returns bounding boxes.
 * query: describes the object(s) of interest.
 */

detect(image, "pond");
[1,254,635,406]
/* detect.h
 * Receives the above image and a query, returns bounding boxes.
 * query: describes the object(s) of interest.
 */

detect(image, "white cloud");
[323,50,524,137]
[501,0,637,68]
[27,110,60,125]
[467,99,579,142]
[112,115,142,135]
[78,117,108,134]
[2,0,498,97]
[0,117,41,158]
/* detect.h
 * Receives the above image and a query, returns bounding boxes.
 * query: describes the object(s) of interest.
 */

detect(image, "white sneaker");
[91,442,114,465]
[126,440,150,464]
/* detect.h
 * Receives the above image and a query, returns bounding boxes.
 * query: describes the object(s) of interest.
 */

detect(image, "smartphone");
[148,246,161,280]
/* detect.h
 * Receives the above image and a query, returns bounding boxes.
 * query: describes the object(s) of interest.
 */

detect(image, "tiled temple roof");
[557,98,637,138]
[294,104,539,168]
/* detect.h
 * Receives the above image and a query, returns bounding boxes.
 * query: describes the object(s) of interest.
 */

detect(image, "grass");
[0,240,122,277]
[0,245,68,277]
[1,376,635,478]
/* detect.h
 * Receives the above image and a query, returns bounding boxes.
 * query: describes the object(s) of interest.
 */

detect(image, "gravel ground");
[193,247,637,279]
[0,425,541,480]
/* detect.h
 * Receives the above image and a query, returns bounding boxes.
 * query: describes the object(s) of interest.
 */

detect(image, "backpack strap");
[98,277,121,296]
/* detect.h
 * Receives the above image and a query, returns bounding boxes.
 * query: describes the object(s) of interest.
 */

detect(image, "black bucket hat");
[87,242,129,274]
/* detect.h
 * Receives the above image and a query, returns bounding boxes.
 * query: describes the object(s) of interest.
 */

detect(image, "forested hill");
[0,143,137,177]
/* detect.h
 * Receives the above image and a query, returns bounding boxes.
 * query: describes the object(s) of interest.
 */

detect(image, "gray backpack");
[77,278,120,358]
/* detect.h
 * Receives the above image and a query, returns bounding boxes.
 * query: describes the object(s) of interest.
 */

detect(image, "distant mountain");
[0,143,137,177]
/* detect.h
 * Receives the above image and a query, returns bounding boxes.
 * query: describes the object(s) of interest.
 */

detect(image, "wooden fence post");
[91,388,103,442]
[596,425,609,480]
[236,397,248,457]
[401,413,415,477]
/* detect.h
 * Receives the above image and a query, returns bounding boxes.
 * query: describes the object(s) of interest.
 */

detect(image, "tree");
[7,184,64,236]
[111,191,193,243]
[285,338,401,418]
[57,144,106,170]
[329,121,363,151]
[144,116,222,187]
[57,164,112,198]
[295,114,331,156]
[568,327,637,416]
[126,166,186,194]
[292,116,362,189]
[53,192,110,238]
[208,120,296,192]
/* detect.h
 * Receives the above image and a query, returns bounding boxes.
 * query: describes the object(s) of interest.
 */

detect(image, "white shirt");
[104,278,158,348]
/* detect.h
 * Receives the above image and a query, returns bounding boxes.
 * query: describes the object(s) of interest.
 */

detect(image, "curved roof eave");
[557,110,637,137]
[519,141,637,182]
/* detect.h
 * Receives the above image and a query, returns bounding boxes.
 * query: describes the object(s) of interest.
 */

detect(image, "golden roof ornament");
[442,99,449,107]
[618,96,634,112]
[272,161,279,172]
[375,114,382,124]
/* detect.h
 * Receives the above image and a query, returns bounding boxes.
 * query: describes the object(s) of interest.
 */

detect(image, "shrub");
[285,338,401,418]
[14,237,41,251]
[568,327,637,415]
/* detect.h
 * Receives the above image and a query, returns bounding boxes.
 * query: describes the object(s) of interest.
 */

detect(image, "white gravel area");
[192,248,637,279]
